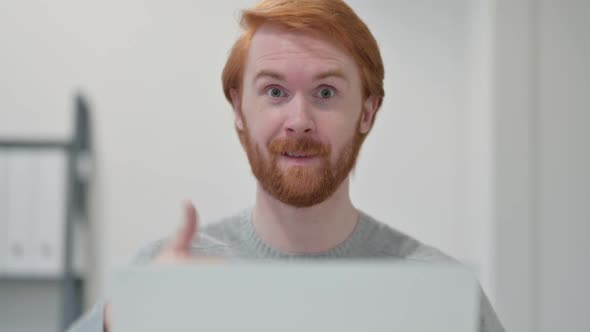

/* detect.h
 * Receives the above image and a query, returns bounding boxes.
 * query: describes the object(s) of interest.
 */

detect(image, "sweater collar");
[237,207,372,259]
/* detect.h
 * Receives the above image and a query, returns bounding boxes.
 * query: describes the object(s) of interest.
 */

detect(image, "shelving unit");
[0,94,93,332]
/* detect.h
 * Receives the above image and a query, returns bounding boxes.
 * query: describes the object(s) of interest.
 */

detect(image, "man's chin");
[280,167,325,184]
[273,175,335,207]
[273,190,328,208]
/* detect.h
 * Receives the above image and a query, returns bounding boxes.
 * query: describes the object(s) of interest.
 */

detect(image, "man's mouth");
[279,152,320,165]
[283,152,314,158]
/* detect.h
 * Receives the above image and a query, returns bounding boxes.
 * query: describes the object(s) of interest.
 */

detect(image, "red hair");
[221,0,385,109]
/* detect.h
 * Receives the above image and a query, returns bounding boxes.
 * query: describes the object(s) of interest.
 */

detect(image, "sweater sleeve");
[405,243,506,332]
[65,239,167,332]
[65,298,106,332]
[478,287,506,332]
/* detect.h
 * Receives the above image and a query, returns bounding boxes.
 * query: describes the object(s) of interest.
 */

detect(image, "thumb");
[168,201,199,254]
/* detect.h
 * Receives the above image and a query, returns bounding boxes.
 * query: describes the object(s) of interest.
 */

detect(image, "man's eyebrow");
[314,69,348,81]
[253,70,285,83]
[253,69,349,83]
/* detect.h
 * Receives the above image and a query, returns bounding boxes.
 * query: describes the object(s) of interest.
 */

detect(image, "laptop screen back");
[111,263,479,332]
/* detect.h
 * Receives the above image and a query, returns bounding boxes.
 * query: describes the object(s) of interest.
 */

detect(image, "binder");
[4,150,40,276]
[34,149,67,277]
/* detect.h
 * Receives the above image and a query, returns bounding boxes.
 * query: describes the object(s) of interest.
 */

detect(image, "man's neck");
[251,178,359,254]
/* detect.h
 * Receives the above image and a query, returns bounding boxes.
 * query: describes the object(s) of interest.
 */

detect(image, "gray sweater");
[67,208,505,332]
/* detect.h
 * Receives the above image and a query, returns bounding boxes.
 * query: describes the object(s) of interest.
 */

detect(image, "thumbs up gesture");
[104,202,223,332]
[155,202,200,264]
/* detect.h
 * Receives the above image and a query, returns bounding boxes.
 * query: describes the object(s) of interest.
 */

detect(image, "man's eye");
[266,87,286,98]
[318,88,336,99]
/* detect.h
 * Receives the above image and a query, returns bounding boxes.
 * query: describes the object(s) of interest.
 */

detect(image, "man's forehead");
[247,24,357,79]
[251,24,352,62]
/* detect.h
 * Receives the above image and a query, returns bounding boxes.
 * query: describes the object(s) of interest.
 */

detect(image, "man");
[69,0,505,331]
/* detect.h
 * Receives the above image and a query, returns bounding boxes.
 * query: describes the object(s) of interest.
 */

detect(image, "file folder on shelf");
[0,150,67,277]
[35,149,67,277]
[5,150,40,276]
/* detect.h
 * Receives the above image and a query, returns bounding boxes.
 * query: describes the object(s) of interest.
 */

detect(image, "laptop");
[111,263,479,332]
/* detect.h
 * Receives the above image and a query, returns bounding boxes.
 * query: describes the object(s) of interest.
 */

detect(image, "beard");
[238,117,367,208]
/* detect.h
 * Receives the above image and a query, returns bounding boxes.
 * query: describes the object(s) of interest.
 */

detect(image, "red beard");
[238,118,366,208]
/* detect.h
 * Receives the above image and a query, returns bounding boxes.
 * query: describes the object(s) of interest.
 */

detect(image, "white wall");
[494,1,590,331]
[494,0,537,330]
[536,2,590,330]
[0,0,495,311]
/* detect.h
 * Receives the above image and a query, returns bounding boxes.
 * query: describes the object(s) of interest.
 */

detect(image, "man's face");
[231,24,377,208]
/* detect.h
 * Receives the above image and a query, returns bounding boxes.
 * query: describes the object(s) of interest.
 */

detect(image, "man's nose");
[284,95,315,136]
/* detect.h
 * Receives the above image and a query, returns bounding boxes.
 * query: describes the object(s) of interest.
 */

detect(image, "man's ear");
[359,95,380,134]
[230,88,244,131]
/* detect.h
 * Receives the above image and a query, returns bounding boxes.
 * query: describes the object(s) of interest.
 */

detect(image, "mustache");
[268,137,330,156]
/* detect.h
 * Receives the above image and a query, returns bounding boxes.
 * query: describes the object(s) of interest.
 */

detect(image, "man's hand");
[154,202,199,264]
[104,202,218,332]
